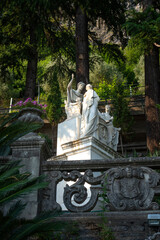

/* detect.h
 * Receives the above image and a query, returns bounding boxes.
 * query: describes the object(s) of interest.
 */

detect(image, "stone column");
[11,134,51,219]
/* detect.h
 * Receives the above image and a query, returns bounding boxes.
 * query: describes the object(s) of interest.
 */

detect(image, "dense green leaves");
[0,162,47,205]
[0,0,129,101]
[46,70,62,124]
[95,77,133,134]
[0,160,63,240]
[124,6,160,52]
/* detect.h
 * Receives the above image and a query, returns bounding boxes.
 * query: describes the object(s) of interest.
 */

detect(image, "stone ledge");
[56,136,122,161]
[61,136,121,159]
[11,139,46,148]
[42,157,160,171]
[11,138,52,160]
[55,210,160,220]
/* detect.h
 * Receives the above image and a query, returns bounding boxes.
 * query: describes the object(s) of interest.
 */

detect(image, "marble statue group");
[64,75,120,151]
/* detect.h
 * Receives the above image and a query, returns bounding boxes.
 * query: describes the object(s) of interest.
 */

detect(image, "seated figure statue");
[64,74,85,119]
[100,105,121,151]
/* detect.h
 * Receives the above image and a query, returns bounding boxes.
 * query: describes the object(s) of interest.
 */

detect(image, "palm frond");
[10,211,64,240]
[0,118,65,240]
[0,175,48,206]
[0,201,26,238]
[0,161,48,206]
[0,112,19,130]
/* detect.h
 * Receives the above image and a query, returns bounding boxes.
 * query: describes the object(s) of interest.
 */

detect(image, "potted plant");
[12,98,47,124]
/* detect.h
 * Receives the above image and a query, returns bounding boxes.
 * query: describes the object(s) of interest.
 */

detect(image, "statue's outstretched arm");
[67,74,74,90]
[66,74,74,106]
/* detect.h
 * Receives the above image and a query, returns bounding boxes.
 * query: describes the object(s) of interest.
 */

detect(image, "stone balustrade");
[41,157,160,213]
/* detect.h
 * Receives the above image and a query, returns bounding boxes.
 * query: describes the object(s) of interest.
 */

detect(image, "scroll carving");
[62,170,104,212]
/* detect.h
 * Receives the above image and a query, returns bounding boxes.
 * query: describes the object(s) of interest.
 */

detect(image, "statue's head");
[105,105,110,113]
[86,84,92,91]
[77,82,85,92]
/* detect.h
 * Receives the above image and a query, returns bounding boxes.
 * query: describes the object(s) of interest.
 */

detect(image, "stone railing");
[41,157,160,213]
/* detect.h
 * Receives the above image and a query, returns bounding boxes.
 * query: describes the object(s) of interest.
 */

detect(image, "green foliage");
[123,45,144,92]
[0,0,65,101]
[39,55,75,99]
[124,6,160,52]
[46,70,62,124]
[0,3,29,101]
[38,133,52,149]
[0,60,26,103]
[0,112,43,156]
[0,161,47,206]
[92,59,135,136]
[99,214,114,240]
[0,160,63,240]
[133,56,145,91]
[111,80,133,134]
[95,78,133,135]
[97,43,126,66]
[90,42,139,89]
[90,62,123,88]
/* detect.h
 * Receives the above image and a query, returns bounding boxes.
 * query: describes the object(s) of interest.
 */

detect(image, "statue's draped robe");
[100,112,120,149]
[100,112,113,145]
[81,89,100,137]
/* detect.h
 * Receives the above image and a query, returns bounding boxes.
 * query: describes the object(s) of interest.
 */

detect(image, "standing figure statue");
[81,84,100,137]
[64,74,85,119]
[101,105,121,151]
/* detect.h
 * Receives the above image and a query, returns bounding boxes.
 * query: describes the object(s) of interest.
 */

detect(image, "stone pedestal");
[57,115,120,157]
[50,136,121,161]
[57,116,81,155]
[11,134,51,219]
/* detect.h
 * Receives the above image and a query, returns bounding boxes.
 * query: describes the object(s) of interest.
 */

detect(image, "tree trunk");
[145,45,160,153]
[24,24,38,99]
[76,6,89,86]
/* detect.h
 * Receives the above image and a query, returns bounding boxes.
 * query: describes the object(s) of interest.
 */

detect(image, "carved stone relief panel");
[103,166,160,211]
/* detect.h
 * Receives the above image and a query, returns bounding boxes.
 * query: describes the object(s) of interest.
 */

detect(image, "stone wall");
[54,212,160,240]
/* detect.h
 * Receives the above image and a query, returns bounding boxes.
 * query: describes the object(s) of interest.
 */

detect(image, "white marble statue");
[100,105,121,151]
[64,74,85,119]
[58,80,121,157]
[81,84,100,137]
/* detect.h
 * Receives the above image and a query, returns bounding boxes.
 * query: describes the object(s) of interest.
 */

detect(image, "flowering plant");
[12,98,47,112]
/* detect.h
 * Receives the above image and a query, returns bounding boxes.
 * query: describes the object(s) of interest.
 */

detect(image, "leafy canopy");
[124,6,160,52]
